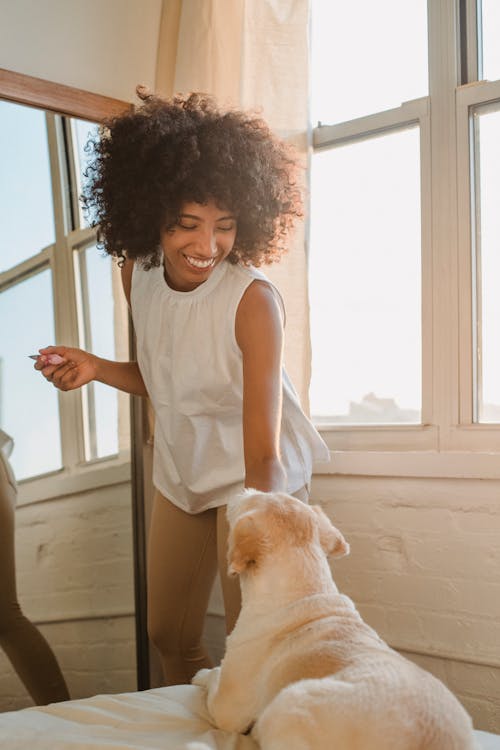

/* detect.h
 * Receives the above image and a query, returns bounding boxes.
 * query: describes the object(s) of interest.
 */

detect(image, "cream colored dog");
[193,489,477,750]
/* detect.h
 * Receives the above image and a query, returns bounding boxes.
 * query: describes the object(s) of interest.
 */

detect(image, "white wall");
[0,0,162,101]
[0,483,136,710]
[314,474,500,733]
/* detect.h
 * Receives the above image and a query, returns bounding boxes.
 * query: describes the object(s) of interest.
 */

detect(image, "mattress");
[0,683,497,749]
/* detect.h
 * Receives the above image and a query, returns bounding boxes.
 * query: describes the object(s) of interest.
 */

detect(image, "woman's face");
[160,200,237,292]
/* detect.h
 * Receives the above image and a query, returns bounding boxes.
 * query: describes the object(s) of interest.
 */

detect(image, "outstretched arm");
[34,257,147,397]
[235,279,287,493]
[34,347,148,397]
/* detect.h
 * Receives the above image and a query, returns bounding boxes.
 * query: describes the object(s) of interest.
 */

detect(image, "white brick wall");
[0,481,136,711]
[312,474,500,733]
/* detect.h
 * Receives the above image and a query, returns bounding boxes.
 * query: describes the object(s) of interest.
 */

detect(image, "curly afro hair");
[81,88,303,269]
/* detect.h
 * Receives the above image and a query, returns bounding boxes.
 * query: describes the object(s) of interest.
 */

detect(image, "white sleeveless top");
[131,259,330,513]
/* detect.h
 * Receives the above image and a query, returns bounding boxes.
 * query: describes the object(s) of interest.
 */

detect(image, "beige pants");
[0,454,69,704]
[147,486,309,686]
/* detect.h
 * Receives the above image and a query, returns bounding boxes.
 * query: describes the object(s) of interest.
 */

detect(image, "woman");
[34,90,329,685]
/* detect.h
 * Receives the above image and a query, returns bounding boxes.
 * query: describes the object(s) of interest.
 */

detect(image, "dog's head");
[226,489,349,577]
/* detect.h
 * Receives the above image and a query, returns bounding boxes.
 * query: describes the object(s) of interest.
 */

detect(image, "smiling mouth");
[184,254,216,270]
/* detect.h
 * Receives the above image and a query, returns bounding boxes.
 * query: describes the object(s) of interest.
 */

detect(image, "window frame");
[310,0,500,479]
[312,97,433,453]
[456,78,500,446]
[0,69,132,503]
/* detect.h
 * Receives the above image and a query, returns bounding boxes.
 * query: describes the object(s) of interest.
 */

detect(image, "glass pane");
[309,127,422,423]
[0,101,55,272]
[473,106,500,422]
[311,0,428,125]
[0,270,62,479]
[72,118,100,228]
[481,0,500,82]
[75,245,118,458]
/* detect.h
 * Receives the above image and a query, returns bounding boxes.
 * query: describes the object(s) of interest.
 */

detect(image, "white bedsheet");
[0,684,497,750]
[0,685,257,750]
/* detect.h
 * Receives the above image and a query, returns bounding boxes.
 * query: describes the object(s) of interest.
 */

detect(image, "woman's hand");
[34,346,99,391]
[34,346,148,397]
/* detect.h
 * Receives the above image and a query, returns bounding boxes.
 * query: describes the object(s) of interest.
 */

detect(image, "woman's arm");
[35,347,148,397]
[235,280,287,493]
[35,257,148,397]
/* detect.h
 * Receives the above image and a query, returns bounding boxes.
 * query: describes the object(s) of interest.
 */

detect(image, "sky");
[0,102,55,271]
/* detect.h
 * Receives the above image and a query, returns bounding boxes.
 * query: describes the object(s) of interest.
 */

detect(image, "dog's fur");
[193,490,477,749]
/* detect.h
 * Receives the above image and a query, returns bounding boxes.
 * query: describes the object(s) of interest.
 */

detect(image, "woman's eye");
[217,224,236,232]
[178,223,197,230]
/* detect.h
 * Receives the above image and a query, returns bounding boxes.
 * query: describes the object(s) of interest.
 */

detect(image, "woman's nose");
[195,229,217,256]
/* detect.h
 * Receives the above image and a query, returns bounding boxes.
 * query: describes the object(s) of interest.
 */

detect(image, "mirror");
[0,68,147,709]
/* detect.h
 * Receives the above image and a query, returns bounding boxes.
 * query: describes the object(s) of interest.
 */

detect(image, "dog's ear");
[311,505,350,558]
[227,512,265,577]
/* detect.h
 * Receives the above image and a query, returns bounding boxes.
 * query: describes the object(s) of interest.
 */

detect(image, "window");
[310,127,422,424]
[471,104,500,423]
[310,0,429,433]
[0,101,55,271]
[311,0,428,126]
[74,243,119,460]
[310,1,500,471]
[0,102,129,482]
[0,269,62,478]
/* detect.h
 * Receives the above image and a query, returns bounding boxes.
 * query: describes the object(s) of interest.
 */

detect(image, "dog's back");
[252,595,476,750]
[254,667,477,750]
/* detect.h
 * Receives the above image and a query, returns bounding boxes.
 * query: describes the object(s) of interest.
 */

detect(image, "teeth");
[185,255,215,269]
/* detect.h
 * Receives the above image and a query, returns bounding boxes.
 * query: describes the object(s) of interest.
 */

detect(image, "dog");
[193,489,477,749]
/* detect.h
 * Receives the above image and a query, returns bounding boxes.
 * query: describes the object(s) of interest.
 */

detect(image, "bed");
[0,683,497,749]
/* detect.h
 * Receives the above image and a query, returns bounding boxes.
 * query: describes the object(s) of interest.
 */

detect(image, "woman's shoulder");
[231,263,285,326]
[235,272,285,344]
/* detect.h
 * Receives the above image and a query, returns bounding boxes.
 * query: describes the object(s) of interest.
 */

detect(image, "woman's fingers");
[33,346,97,390]
[47,361,78,389]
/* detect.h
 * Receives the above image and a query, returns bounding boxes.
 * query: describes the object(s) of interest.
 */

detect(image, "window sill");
[316,423,439,452]
[314,449,500,480]
[17,452,132,506]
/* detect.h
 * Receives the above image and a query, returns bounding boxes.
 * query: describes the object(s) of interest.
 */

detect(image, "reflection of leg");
[216,505,241,634]
[0,605,70,705]
[0,460,69,705]
[147,492,218,685]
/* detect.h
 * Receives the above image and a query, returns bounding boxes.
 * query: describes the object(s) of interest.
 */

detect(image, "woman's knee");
[147,611,175,656]
[147,615,205,663]
[0,600,24,636]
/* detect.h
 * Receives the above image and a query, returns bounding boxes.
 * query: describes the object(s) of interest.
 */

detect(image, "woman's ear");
[310,505,350,558]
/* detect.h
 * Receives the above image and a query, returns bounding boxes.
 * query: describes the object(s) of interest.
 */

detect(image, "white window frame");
[311,0,500,480]
[0,105,131,505]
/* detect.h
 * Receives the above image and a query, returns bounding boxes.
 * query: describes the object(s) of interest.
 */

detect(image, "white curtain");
[155,0,312,409]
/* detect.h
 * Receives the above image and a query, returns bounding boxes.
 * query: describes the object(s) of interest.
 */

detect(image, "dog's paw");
[191,668,214,689]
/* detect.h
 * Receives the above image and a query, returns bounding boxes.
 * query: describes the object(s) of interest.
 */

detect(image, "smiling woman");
[36,87,330,688]
[160,201,237,292]
[80,89,302,271]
